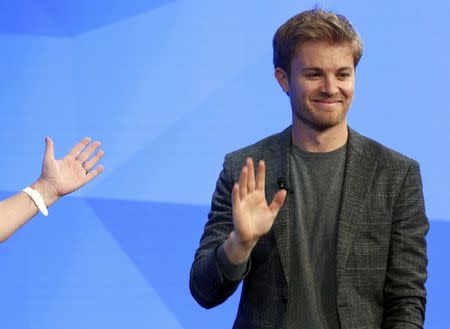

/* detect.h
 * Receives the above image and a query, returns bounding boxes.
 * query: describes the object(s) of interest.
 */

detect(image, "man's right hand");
[224,158,287,265]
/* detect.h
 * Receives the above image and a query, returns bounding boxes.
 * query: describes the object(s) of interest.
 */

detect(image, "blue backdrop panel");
[426,221,450,328]
[0,0,174,36]
[0,0,449,328]
[1,191,448,328]
[0,192,184,329]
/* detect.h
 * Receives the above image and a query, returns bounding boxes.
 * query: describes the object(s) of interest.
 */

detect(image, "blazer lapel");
[265,127,293,284]
[336,128,377,277]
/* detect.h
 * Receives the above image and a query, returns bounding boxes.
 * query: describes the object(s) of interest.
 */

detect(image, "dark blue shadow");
[86,197,240,329]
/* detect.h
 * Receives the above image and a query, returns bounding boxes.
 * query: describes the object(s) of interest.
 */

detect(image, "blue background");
[0,0,449,328]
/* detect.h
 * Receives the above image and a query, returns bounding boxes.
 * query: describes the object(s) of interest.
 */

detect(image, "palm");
[39,137,104,197]
[233,188,276,241]
[232,158,286,243]
[42,157,90,196]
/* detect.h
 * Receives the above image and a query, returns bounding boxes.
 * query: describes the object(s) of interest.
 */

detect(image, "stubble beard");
[292,101,350,133]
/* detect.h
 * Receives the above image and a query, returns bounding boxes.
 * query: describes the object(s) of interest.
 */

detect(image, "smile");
[312,100,342,104]
[312,100,342,107]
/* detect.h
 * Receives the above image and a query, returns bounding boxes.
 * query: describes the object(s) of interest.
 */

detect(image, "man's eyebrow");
[337,66,354,71]
[302,67,322,71]
[301,66,354,73]
[302,66,353,70]
[301,67,323,74]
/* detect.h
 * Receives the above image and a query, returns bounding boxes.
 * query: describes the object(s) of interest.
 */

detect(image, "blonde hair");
[273,9,363,75]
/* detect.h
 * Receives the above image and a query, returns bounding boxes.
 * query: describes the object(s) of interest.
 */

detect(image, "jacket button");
[282,296,288,304]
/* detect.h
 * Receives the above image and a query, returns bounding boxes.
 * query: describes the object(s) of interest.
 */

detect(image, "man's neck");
[291,120,348,153]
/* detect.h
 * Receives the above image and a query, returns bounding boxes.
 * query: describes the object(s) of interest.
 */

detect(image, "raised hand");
[33,137,104,204]
[225,158,286,264]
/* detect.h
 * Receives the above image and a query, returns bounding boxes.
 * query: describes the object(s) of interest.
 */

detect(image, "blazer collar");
[336,128,378,274]
[264,126,293,284]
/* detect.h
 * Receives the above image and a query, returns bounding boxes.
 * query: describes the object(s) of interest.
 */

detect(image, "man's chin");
[293,106,348,131]
[297,115,345,132]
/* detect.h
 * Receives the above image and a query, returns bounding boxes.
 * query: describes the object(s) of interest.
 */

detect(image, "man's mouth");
[312,99,342,103]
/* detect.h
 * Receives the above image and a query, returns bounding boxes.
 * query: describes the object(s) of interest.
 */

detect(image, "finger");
[246,158,255,192]
[44,136,55,162]
[82,150,104,171]
[84,165,104,183]
[77,141,101,163]
[268,189,287,215]
[255,160,266,191]
[238,165,248,200]
[232,182,240,208]
[68,137,91,158]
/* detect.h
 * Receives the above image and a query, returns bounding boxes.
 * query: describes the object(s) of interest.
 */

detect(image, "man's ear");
[274,68,289,96]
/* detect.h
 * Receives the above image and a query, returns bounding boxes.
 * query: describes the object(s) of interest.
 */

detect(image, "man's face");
[276,41,355,131]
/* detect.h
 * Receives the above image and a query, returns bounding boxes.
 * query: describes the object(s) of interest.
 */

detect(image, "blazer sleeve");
[189,154,250,309]
[382,161,429,328]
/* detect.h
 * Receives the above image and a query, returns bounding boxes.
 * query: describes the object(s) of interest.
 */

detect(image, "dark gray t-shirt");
[286,143,347,329]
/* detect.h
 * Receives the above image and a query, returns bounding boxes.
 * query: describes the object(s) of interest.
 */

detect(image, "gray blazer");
[190,127,428,329]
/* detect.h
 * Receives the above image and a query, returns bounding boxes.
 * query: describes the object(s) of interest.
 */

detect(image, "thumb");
[268,189,287,215]
[44,136,55,162]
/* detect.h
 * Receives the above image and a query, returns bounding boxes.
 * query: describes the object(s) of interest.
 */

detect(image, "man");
[0,136,103,242]
[190,8,428,329]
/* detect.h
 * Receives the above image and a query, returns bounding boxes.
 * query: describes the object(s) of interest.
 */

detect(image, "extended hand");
[231,158,287,246]
[35,137,104,202]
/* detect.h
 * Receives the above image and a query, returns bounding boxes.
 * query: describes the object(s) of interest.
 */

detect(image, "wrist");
[31,178,60,207]
[223,231,257,265]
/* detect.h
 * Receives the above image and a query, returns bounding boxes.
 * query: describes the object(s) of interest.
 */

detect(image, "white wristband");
[23,187,49,216]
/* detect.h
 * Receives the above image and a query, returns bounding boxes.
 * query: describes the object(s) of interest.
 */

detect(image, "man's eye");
[338,72,351,78]
[304,73,321,78]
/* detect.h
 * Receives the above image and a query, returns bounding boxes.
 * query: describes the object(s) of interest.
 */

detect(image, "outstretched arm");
[0,137,104,242]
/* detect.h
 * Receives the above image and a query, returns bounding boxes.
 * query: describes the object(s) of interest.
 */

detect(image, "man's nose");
[321,76,339,96]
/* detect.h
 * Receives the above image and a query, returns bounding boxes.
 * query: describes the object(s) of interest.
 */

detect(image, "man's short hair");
[273,8,363,75]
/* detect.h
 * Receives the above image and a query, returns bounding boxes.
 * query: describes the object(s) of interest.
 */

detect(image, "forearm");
[190,226,256,309]
[0,179,59,242]
[190,246,244,308]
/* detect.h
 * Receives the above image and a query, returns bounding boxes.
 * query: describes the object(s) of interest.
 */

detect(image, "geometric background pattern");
[1,194,449,328]
[0,0,449,328]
